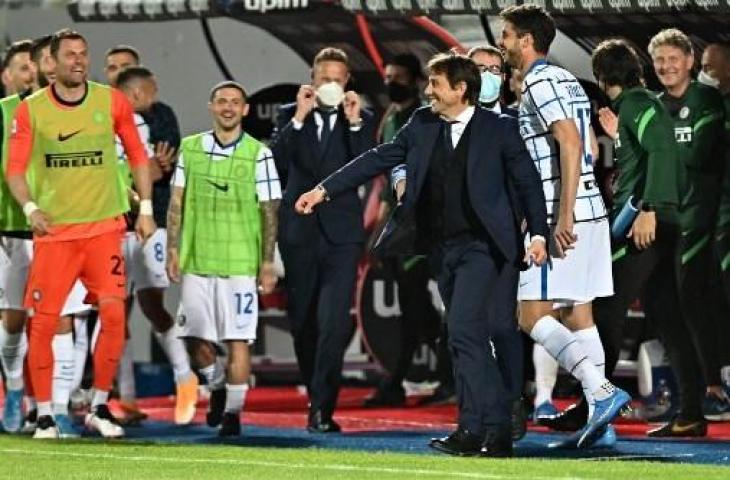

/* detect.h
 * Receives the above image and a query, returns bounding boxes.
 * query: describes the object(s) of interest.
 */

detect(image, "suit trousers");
[435,238,514,433]
[280,230,362,419]
[490,262,522,403]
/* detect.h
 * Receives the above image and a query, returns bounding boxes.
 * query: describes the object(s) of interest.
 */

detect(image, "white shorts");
[0,237,31,310]
[177,274,258,344]
[518,219,613,307]
[0,237,91,315]
[123,229,170,293]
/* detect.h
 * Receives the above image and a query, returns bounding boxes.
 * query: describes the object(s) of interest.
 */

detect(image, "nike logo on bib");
[207,180,229,192]
[58,129,83,142]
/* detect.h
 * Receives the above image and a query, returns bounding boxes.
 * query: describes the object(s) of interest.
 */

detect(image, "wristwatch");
[315,184,330,202]
[640,202,655,212]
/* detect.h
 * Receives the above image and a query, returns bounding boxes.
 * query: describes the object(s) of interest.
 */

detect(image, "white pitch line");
[577,454,696,462]
[0,447,594,480]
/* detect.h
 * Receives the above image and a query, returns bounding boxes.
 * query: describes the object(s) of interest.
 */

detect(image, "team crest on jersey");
[675,126,692,143]
[177,313,186,327]
[679,106,690,119]
[32,289,42,302]
[10,119,17,137]
[93,111,105,124]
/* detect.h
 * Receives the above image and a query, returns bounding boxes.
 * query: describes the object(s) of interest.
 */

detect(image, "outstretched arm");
[296,128,412,214]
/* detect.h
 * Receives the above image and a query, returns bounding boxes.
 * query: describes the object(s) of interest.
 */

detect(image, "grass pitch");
[0,435,728,480]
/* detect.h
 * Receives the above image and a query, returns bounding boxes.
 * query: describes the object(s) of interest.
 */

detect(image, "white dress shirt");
[291,108,361,137]
[444,106,475,150]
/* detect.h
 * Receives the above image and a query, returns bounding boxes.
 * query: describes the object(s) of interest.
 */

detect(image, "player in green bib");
[0,39,35,434]
[650,29,730,428]
[166,81,281,437]
[591,39,707,440]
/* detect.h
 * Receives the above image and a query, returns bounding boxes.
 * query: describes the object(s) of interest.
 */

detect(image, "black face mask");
[387,82,417,103]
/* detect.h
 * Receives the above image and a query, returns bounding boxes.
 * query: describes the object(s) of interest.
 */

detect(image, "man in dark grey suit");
[296,53,548,457]
[270,47,375,433]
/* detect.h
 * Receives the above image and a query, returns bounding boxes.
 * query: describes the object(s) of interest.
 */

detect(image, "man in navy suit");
[389,46,528,435]
[296,53,548,457]
[270,47,375,433]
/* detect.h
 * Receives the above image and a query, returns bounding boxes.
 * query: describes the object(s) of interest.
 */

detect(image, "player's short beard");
[507,49,521,70]
[59,77,83,89]
[37,73,50,89]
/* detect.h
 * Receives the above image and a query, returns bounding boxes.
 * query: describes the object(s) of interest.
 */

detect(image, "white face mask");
[698,70,720,89]
[479,71,503,104]
[316,82,345,108]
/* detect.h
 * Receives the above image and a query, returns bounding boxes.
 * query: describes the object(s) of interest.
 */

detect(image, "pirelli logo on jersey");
[45,151,104,168]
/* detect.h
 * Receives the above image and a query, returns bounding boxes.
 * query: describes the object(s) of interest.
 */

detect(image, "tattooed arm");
[166,185,184,283]
[259,199,280,294]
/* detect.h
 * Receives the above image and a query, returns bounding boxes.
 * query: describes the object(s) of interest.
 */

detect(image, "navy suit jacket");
[271,102,375,246]
[321,106,548,264]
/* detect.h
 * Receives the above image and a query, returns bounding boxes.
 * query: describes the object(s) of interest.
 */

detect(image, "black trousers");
[280,232,362,420]
[593,222,704,419]
[712,229,730,368]
[676,228,727,386]
[381,255,520,401]
[490,262,522,403]
[436,239,515,433]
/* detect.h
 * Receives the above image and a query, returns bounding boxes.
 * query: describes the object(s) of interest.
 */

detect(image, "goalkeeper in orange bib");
[6,29,155,439]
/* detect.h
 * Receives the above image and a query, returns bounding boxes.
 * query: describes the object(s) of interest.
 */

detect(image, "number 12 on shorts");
[234,292,254,315]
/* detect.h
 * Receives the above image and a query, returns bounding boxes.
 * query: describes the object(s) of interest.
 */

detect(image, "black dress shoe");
[307,410,341,433]
[540,399,588,432]
[647,416,707,438]
[511,398,528,441]
[480,424,514,458]
[429,426,483,456]
[363,385,406,408]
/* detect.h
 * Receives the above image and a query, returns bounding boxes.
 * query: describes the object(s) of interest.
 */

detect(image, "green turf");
[0,436,727,480]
